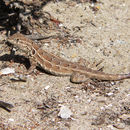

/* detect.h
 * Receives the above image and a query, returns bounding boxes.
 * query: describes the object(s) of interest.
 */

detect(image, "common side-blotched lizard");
[7,33,130,83]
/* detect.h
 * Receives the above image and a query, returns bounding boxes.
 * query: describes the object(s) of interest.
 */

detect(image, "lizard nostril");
[16,39,19,43]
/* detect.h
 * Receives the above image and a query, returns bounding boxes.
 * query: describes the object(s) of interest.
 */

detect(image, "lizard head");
[7,33,32,53]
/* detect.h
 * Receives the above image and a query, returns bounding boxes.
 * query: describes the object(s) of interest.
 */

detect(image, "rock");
[0,67,15,75]
[58,105,72,119]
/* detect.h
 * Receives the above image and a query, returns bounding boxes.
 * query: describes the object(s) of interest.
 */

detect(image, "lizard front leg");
[26,57,37,74]
[12,47,37,75]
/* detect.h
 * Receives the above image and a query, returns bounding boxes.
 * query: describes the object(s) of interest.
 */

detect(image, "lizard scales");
[8,33,130,83]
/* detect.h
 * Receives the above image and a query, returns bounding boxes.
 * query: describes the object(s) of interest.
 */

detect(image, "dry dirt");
[0,0,130,129]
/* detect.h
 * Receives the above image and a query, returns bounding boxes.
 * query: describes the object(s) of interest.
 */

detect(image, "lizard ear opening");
[31,49,36,55]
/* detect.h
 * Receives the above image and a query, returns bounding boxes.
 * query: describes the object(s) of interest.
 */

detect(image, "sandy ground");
[0,0,130,129]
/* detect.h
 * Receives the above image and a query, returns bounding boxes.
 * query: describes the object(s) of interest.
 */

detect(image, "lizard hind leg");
[70,72,90,83]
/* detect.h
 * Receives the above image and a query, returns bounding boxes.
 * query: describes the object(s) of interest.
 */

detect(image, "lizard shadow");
[0,54,52,75]
[0,54,31,70]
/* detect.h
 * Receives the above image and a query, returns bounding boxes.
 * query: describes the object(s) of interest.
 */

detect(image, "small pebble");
[39,18,43,24]
[58,105,72,119]
[59,23,63,27]
[44,85,50,90]
[8,118,14,122]
[107,92,114,96]
[0,68,15,75]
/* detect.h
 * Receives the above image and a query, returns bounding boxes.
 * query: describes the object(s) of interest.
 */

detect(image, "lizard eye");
[16,38,19,43]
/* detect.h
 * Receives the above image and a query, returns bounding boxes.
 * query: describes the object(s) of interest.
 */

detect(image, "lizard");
[7,33,130,83]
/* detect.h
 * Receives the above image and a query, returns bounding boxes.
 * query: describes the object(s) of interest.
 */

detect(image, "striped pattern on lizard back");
[8,33,130,83]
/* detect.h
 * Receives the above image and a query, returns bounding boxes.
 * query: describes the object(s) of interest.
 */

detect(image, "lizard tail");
[92,72,130,81]
[118,73,130,80]
[107,73,130,81]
